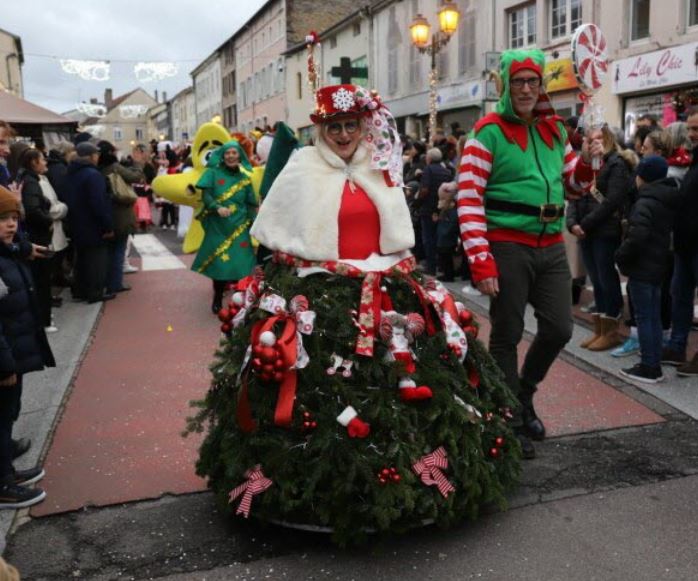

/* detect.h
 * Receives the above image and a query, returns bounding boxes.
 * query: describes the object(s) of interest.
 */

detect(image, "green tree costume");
[191,140,257,281]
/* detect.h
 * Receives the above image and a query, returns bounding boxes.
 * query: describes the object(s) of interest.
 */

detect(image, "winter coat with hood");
[566,151,634,240]
[19,168,53,246]
[615,177,682,284]
[673,144,698,257]
[64,159,113,247]
[0,234,55,380]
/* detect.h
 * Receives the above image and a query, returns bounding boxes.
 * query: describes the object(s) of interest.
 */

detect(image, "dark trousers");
[627,255,673,330]
[74,244,109,302]
[106,235,128,293]
[628,279,662,368]
[488,242,573,424]
[437,247,455,281]
[579,236,623,318]
[30,257,52,328]
[0,375,23,482]
[668,251,698,353]
[160,203,177,227]
[419,215,437,275]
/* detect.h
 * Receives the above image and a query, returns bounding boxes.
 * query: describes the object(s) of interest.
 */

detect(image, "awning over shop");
[1,89,76,144]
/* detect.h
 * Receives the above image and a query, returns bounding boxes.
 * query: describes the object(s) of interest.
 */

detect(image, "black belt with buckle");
[485,198,564,224]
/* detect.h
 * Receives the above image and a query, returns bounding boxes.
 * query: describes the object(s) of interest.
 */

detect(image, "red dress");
[337,181,381,260]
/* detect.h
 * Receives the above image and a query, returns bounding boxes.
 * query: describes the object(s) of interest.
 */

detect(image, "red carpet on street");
[33,259,218,516]
[33,263,663,517]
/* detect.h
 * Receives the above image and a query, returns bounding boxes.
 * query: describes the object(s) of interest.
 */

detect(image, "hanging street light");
[409,0,460,144]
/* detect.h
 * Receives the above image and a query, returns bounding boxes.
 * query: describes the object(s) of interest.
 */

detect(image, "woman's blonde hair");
[644,129,671,158]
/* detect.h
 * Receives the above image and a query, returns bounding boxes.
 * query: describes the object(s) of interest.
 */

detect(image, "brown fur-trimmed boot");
[580,314,602,348]
[588,316,623,351]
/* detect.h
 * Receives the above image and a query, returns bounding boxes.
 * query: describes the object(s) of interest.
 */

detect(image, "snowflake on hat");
[332,88,356,112]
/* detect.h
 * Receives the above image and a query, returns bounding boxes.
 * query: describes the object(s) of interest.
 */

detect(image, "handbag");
[107,172,137,206]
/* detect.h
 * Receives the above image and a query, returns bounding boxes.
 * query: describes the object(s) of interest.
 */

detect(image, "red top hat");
[310,84,367,123]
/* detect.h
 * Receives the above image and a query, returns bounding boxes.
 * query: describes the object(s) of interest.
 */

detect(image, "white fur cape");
[250,138,414,262]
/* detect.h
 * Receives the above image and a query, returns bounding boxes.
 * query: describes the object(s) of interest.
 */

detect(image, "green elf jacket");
[456,49,594,283]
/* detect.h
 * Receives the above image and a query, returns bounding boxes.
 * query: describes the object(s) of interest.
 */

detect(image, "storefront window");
[631,0,650,41]
[690,0,698,26]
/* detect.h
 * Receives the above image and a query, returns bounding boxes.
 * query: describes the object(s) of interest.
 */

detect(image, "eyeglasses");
[326,120,360,135]
[510,77,541,89]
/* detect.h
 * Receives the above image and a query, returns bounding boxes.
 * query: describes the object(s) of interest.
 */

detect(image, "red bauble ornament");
[303,411,311,419]
[489,447,500,458]
[495,436,505,448]
[273,358,285,370]
[378,476,388,485]
[220,323,231,334]
[252,345,263,356]
[273,371,284,383]
[262,363,275,374]
[459,310,473,326]
[303,421,310,428]
[392,473,401,483]
[381,468,390,477]
[464,325,479,338]
[310,421,317,428]
[217,309,230,322]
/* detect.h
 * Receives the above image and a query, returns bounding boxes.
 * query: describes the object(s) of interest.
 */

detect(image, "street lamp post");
[409,0,460,144]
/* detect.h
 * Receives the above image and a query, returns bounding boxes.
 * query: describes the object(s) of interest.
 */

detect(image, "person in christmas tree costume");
[457,49,604,459]
[190,83,521,544]
[191,140,258,313]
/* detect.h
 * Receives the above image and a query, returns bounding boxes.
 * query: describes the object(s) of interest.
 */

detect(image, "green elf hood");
[207,140,253,173]
[496,49,551,120]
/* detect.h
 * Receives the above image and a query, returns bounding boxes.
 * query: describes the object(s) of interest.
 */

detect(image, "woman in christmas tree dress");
[191,140,257,313]
[191,84,521,543]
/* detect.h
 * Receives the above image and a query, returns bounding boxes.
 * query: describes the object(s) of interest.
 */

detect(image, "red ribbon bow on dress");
[412,446,455,498]
[228,465,273,518]
[237,294,314,432]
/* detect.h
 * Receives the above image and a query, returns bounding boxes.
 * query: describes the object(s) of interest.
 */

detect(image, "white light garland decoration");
[133,62,179,82]
[76,102,107,117]
[119,104,149,119]
[84,124,106,137]
[60,59,110,81]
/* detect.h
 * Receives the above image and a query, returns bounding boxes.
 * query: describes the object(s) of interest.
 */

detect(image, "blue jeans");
[579,237,623,317]
[628,279,662,368]
[106,236,128,293]
[420,215,438,275]
[668,252,698,353]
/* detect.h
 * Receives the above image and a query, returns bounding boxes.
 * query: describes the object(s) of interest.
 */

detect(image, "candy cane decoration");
[571,24,608,92]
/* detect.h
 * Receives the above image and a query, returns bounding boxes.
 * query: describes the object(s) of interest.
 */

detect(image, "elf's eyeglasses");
[510,77,541,89]
[325,120,360,135]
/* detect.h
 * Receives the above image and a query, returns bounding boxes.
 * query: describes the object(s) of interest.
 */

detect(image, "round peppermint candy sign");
[571,23,608,93]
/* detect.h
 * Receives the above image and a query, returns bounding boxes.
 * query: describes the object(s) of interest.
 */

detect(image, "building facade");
[192,52,222,127]
[285,8,371,142]
[83,88,157,148]
[234,0,359,135]
[170,86,196,143]
[0,27,23,97]
[220,37,238,131]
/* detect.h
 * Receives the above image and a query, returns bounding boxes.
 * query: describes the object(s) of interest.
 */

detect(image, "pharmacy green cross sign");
[331,57,368,84]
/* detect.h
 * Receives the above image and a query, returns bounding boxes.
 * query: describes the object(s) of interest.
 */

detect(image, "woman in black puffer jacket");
[19,149,54,331]
[566,125,636,351]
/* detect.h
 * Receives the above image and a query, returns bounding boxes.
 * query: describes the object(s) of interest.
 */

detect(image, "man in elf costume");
[457,49,603,458]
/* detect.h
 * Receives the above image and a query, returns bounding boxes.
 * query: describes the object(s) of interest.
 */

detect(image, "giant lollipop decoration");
[571,23,609,171]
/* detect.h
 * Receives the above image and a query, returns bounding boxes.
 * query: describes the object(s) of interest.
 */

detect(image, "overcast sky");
[2,0,266,114]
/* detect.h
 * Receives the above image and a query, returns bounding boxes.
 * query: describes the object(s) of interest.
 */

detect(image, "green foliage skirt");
[188,260,521,544]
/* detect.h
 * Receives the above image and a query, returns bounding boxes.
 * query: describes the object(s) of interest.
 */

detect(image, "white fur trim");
[251,138,414,261]
[336,405,358,426]
[399,378,416,389]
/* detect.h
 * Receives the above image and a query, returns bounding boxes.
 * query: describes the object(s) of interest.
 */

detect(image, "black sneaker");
[0,482,46,509]
[620,363,665,384]
[13,467,45,486]
[11,437,31,459]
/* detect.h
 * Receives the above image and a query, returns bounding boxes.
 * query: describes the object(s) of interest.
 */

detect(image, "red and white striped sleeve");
[563,140,594,196]
[456,137,498,283]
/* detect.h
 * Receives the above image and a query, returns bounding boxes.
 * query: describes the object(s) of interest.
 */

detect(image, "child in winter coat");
[615,155,681,384]
[436,181,459,282]
[0,185,55,509]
